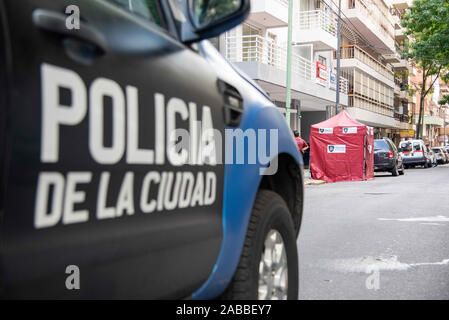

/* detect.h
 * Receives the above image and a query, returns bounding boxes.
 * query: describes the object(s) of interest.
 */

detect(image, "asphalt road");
[298,164,449,300]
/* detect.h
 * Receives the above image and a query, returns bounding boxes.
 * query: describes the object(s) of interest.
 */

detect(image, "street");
[298,165,449,300]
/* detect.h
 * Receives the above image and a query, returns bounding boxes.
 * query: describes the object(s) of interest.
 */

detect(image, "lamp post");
[285,0,294,127]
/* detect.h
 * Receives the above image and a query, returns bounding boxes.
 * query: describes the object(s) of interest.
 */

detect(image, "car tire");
[399,164,405,175]
[392,163,399,176]
[220,190,298,300]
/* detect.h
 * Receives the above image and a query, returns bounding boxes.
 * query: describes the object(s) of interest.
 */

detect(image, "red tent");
[310,111,374,183]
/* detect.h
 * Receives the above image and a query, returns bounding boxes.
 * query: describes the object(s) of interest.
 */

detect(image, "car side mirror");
[179,0,250,43]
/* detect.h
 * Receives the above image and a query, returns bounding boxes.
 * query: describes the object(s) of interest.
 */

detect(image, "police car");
[0,0,303,299]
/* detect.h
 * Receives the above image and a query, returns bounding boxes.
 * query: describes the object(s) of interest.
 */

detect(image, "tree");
[402,0,449,139]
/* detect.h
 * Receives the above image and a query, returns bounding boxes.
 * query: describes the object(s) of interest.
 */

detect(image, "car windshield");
[432,148,441,153]
[374,140,389,151]
[398,142,412,152]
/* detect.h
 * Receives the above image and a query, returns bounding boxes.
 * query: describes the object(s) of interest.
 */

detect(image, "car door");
[1,0,225,299]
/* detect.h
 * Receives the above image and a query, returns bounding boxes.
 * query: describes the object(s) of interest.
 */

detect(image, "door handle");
[217,80,243,127]
[32,9,107,53]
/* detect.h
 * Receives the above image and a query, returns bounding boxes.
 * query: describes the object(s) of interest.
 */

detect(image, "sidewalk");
[303,168,326,186]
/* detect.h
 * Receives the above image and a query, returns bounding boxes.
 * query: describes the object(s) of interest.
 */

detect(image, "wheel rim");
[258,229,288,300]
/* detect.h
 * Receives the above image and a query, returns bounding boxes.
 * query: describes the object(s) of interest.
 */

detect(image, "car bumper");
[374,162,394,171]
[402,157,426,165]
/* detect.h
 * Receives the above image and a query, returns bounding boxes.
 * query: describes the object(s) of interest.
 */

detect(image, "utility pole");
[443,119,446,147]
[335,0,342,114]
[444,107,448,146]
[285,0,294,127]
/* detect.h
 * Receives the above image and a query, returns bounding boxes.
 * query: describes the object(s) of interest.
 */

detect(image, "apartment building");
[337,0,415,144]
[216,0,415,143]
[218,0,349,141]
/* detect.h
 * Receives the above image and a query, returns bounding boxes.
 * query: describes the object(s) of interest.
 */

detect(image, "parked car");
[431,147,448,164]
[374,138,404,176]
[441,148,449,163]
[427,146,438,167]
[398,139,431,168]
[0,0,304,299]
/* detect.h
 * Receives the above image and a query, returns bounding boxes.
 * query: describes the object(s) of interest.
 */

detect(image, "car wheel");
[220,190,298,300]
[392,163,399,176]
[399,164,405,175]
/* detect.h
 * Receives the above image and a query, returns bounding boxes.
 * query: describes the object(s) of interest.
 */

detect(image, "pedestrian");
[293,130,309,155]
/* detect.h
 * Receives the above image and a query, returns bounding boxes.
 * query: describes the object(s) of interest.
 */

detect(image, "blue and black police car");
[0,0,304,299]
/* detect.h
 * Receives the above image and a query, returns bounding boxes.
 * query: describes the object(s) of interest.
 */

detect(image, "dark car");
[374,138,404,176]
[0,0,304,300]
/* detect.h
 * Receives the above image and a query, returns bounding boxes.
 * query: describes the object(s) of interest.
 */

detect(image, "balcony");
[395,28,408,42]
[224,34,349,108]
[342,0,395,53]
[399,90,407,100]
[392,14,401,29]
[248,0,288,28]
[338,45,395,85]
[392,0,413,10]
[394,112,410,124]
[392,59,409,72]
[293,10,338,51]
[225,35,314,80]
[383,52,401,63]
[394,85,400,95]
[415,115,444,127]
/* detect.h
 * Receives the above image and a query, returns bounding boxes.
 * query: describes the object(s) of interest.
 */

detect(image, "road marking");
[324,255,449,273]
[377,215,449,223]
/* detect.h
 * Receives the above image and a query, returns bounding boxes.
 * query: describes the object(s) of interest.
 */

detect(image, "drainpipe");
[285,0,294,128]
[335,0,342,114]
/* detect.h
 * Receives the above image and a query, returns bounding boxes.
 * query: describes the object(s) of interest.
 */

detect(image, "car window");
[374,140,389,151]
[107,0,165,27]
[399,142,412,152]
[389,140,398,152]
[413,143,421,151]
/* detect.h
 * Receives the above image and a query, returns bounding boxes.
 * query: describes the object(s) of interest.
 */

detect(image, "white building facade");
[216,0,415,142]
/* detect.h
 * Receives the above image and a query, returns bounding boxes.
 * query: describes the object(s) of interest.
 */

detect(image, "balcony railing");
[349,94,394,117]
[394,112,409,123]
[339,77,349,95]
[225,34,349,94]
[339,45,394,81]
[346,0,394,45]
[296,10,337,37]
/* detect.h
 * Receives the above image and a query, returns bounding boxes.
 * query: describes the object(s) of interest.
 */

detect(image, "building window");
[348,0,356,9]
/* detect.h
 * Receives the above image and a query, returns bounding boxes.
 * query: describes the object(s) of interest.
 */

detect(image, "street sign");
[399,129,415,138]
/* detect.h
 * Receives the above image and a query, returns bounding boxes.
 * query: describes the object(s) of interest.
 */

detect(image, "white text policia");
[34,64,218,229]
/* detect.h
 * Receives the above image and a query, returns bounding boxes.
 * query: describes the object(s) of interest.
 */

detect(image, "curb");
[304,179,327,186]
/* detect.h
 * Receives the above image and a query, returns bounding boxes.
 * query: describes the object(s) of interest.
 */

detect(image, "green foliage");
[402,0,449,69]
[440,94,449,106]
[402,0,449,138]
